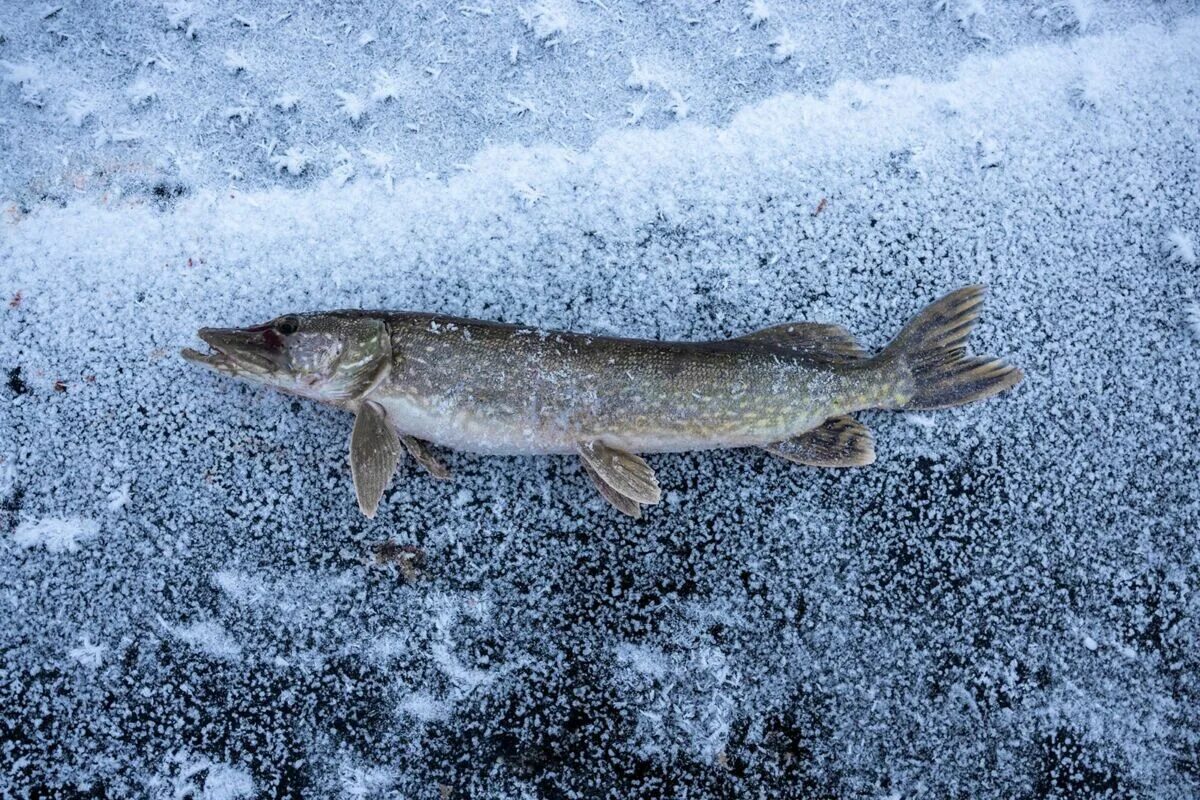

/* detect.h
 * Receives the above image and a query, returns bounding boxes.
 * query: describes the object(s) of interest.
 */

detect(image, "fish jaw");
[181,326,283,379]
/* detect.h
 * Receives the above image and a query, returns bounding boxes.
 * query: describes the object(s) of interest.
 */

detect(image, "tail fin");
[880,285,1023,410]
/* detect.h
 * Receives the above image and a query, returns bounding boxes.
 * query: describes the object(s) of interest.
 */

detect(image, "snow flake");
[222,105,254,124]
[271,92,300,111]
[1164,228,1196,266]
[506,94,536,116]
[63,94,96,127]
[164,1,203,38]
[667,89,689,120]
[1032,0,1096,33]
[1185,302,1200,342]
[223,50,250,75]
[744,0,769,27]
[335,90,368,123]
[397,691,449,722]
[626,57,659,92]
[520,2,568,46]
[513,181,544,206]
[68,636,105,668]
[270,145,310,175]
[159,618,242,660]
[125,78,158,106]
[1,60,48,107]
[370,70,401,103]
[340,764,396,799]
[625,96,648,126]
[106,482,131,511]
[769,30,796,63]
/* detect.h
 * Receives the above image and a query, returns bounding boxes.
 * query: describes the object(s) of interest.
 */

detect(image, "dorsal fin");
[733,322,868,362]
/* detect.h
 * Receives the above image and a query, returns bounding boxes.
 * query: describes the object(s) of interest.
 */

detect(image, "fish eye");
[275,316,299,335]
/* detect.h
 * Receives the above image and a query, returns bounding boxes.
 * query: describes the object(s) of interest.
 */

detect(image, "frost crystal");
[12,517,99,553]
[520,2,568,46]
[63,94,96,126]
[1186,302,1200,341]
[68,636,105,668]
[1165,228,1196,266]
[769,30,796,63]
[744,0,770,27]
[223,49,249,74]
[626,57,658,92]
[272,92,300,111]
[164,1,203,38]
[270,145,310,175]
[335,90,368,123]
[370,70,401,103]
[160,618,242,660]
[1033,0,1096,33]
[668,89,689,120]
[125,78,158,106]
[2,60,48,107]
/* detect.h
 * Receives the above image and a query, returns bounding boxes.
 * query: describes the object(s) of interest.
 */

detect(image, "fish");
[182,285,1022,518]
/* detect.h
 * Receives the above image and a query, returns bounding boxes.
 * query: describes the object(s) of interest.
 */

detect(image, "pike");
[182,285,1021,518]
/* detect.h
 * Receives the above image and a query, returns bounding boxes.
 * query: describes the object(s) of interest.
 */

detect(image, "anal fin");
[400,435,451,480]
[763,415,876,467]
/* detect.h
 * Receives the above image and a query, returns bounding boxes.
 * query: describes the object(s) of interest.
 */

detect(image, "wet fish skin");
[182,286,1022,517]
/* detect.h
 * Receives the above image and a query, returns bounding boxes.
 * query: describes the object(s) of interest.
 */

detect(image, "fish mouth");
[181,327,280,376]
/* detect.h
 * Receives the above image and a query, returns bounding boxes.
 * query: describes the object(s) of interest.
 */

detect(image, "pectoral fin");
[400,435,451,480]
[350,401,401,518]
[763,415,876,467]
[577,440,661,507]
[582,461,643,519]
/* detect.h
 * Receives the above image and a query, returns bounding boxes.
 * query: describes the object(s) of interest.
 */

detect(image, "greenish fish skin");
[372,314,903,455]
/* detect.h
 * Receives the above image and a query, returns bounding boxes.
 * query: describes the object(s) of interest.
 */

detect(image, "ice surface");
[3,1,1200,797]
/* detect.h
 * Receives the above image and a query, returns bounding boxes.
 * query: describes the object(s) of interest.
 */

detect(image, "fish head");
[182,312,391,402]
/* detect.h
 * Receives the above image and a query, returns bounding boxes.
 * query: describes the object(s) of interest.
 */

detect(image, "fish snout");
[182,326,280,373]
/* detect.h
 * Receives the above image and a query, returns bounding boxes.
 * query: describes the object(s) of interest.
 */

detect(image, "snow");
[11,516,99,553]
[3,1,1200,797]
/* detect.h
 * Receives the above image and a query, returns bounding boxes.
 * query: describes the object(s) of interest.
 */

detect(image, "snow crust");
[2,1,1200,797]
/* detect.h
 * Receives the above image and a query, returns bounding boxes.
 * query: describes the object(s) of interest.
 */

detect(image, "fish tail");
[879,285,1022,410]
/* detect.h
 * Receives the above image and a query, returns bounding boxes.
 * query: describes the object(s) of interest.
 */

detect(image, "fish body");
[183,286,1022,518]
[376,314,899,455]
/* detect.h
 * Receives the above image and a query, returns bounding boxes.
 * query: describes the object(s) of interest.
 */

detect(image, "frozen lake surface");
[3,1,1200,797]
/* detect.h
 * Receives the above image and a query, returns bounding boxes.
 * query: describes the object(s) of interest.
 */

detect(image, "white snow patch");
[154,753,255,800]
[339,763,396,799]
[159,618,243,660]
[398,691,450,722]
[12,517,99,553]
